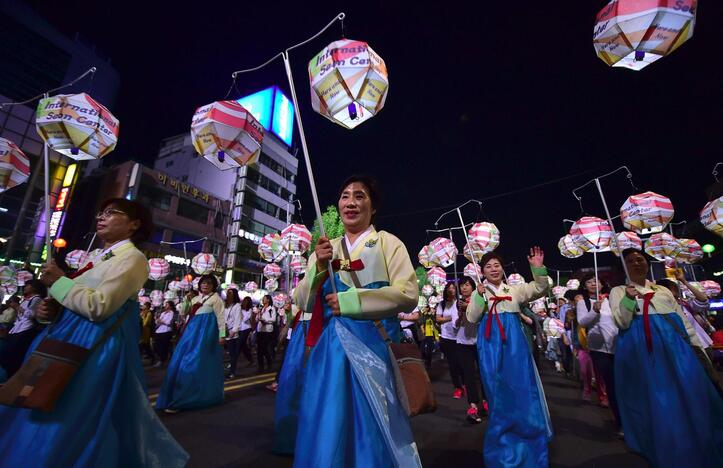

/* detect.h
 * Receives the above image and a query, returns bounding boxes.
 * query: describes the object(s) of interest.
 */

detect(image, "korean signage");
[157,172,211,203]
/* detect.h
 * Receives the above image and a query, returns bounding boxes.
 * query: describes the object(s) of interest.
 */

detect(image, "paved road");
[147,356,648,468]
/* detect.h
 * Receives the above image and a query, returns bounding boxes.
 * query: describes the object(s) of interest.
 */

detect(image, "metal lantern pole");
[456,207,483,286]
[43,93,52,264]
[594,178,630,282]
[593,249,599,298]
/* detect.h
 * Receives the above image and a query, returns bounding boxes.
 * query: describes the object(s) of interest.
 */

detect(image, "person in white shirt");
[453,276,486,423]
[0,279,46,379]
[0,296,20,339]
[224,288,243,379]
[238,296,255,367]
[153,301,176,367]
[398,308,420,343]
[436,282,464,399]
[256,294,277,372]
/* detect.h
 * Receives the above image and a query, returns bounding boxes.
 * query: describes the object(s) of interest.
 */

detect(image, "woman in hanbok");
[292,175,421,468]
[609,249,723,468]
[0,198,188,467]
[465,248,553,468]
[156,274,225,413]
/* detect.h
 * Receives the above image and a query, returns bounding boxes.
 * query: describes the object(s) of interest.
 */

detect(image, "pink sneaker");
[453,388,463,399]
[482,400,489,413]
[466,406,482,423]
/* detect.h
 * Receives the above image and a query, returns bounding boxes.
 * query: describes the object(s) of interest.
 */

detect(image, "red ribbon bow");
[68,262,94,279]
[642,292,655,353]
[330,258,365,272]
[485,295,512,341]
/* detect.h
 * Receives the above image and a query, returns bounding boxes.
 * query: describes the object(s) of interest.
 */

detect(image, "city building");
[154,86,299,285]
[0,0,120,265]
[62,161,230,286]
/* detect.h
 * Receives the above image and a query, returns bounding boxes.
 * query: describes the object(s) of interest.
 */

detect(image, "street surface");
[146,356,648,468]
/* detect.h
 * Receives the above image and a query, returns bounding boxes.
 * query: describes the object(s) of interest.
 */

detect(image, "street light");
[703,244,716,258]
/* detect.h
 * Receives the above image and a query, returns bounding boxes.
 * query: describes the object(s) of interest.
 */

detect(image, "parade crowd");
[0,177,722,468]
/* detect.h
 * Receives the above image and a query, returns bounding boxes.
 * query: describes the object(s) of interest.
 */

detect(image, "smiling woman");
[0,198,188,467]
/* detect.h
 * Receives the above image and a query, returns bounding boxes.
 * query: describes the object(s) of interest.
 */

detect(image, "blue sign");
[237,86,294,146]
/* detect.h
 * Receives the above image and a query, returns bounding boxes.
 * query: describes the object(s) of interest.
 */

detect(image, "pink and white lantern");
[258,233,287,263]
[148,258,171,281]
[65,249,89,269]
[272,292,289,308]
[264,279,279,292]
[167,280,180,291]
[281,224,312,254]
[421,284,435,298]
[507,273,525,285]
[191,253,216,275]
[418,245,437,269]
[700,196,723,237]
[644,233,679,261]
[15,270,33,287]
[428,237,458,268]
[611,231,643,256]
[620,191,674,234]
[699,280,721,298]
[570,216,613,252]
[245,281,258,293]
[290,255,308,275]
[674,239,703,264]
[263,263,282,279]
[427,267,447,287]
[0,137,31,193]
[464,263,482,279]
[463,243,484,263]
[150,290,164,307]
[566,279,580,290]
[558,235,584,259]
[468,222,500,254]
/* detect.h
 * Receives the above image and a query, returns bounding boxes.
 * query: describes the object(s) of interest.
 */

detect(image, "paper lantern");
[566,279,580,290]
[309,39,389,129]
[148,258,171,281]
[644,233,679,260]
[167,280,180,291]
[557,235,584,259]
[570,216,613,252]
[1,282,18,296]
[272,292,289,308]
[418,245,437,269]
[552,286,568,299]
[35,93,119,160]
[15,270,33,287]
[264,279,279,292]
[464,263,482,279]
[468,222,501,254]
[699,280,721,298]
[177,279,191,291]
[190,100,264,170]
[290,255,308,275]
[245,281,258,293]
[139,296,151,305]
[0,265,16,285]
[611,231,643,256]
[417,296,428,309]
[150,290,164,307]
[463,243,484,263]
[428,237,458,268]
[258,233,287,263]
[674,239,703,264]
[281,224,312,254]
[191,253,216,275]
[428,296,441,309]
[421,284,435,298]
[138,289,146,298]
[53,238,67,249]
[507,273,525,285]
[0,138,30,193]
[620,191,674,234]
[700,197,723,237]
[163,290,177,302]
[593,0,697,71]
[227,283,239,291]
[264,263,282,279]
[427,267,447,287]
[65,249,89,269]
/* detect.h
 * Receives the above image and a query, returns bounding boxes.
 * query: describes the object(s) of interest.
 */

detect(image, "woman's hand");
[527,246,544,268]
[457,298,468,312]
[477,284,485,295]
[325,293,341,316]
[592,301,601,313]
[40,261,65,287]
[36,298,63,323]
[520,313,533,325]
[315,236,333,271]
[625,284,640,300]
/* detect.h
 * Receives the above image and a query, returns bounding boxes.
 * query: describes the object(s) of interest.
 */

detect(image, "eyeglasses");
[95,208,128,219]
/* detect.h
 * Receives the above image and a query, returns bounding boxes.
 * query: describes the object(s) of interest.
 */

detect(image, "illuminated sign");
[48,210,64,237]
[164,254,191,266]
[55,187,69,210]
[237,86,294,146]
[62,164,77,187]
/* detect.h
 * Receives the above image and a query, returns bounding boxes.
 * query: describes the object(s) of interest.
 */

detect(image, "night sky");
[23,1,723,277]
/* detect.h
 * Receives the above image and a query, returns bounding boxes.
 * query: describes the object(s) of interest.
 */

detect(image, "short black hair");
[622,248,647,263]
[563,289,577,302]
[99,198,154,244]
[198,274,218,292]
[241,296,253,310]
[25,279,47,297]
[458,275,476,289]
[338,175,381,224]
[480,252,504,269]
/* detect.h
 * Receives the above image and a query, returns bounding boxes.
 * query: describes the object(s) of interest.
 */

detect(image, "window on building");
[137,178,172,211]
[165,160,174,168]
[244,167,294,201]
[176,197,209,224]
[214,211,224,229]
[259,152,296,184]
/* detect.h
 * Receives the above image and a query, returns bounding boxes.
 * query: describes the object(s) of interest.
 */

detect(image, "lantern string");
[571,166,633,201]
[0,67,97,110]
[712,162,723,182]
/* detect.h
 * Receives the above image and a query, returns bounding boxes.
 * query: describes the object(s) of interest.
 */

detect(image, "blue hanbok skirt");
[155,312,223,411]
[0,301,189,468]
[615,313,723,468]
[293,275,421,468]
[478,312,553,468]
[273,321,308,455]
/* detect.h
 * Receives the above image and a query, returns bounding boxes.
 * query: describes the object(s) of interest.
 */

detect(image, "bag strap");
[340,239,393,344]
[658,311,691,345]
[87,303,133,355]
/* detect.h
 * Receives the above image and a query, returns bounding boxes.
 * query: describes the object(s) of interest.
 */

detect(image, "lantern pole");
[86,232,97,252]
[593,178,630,283]
[42,93,52,264]
[455,208,484,286]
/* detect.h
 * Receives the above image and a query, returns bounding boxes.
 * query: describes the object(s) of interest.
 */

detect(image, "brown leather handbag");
[0,308,130,412]
[341,241,437,417]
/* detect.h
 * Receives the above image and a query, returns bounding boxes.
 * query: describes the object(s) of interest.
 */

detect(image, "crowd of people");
[0,177,722,467]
